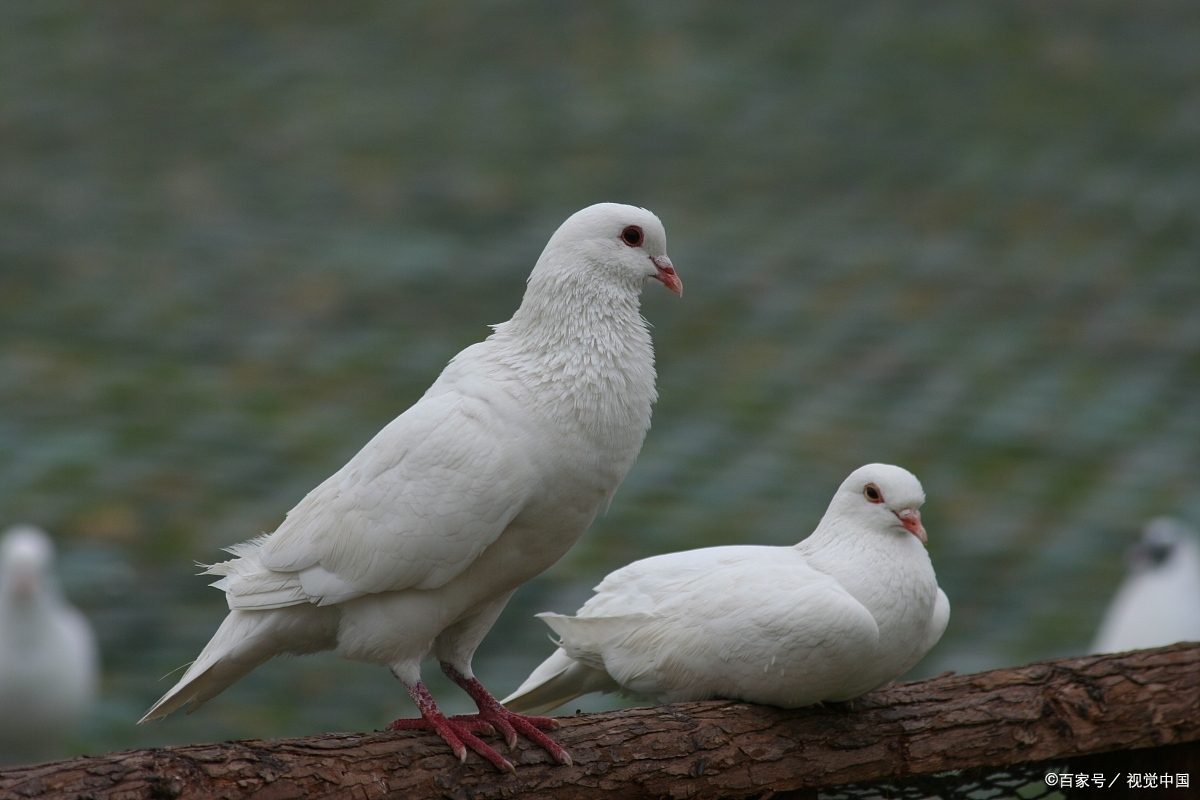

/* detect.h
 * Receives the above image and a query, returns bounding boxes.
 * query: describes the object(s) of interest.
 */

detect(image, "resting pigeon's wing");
[216,388,538,609]
[577,546,764,617]
[624,579,878,704]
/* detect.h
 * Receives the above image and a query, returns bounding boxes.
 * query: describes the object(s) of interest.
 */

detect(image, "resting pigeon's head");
[1126,518,1193,572]
[0,525,58,602]
[529,203,682,299]
[833,464,928,544]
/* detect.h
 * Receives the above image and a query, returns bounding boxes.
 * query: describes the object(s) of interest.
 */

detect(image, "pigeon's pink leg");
[387,680,515,773]
[440,662,573,766]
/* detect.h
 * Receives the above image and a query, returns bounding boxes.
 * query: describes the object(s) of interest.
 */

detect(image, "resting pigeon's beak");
[895,508,927,544]
[650,255,683,296]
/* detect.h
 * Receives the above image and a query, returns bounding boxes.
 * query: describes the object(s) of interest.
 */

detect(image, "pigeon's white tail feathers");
[501,647,620,715]
[203,536,311,611]
[139,605,337,723]
[537,611,655,668]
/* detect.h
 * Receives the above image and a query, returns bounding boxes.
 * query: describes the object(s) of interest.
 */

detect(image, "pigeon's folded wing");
[615,577,880,703]
[577,546,769,617]
[212,391,538,608]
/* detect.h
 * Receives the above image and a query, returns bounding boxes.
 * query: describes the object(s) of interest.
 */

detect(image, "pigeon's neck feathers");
[800,507,920,573]
[504,237,649,346]
[798,499,936,625]
[797,508,939,689]
[470,240,657,438]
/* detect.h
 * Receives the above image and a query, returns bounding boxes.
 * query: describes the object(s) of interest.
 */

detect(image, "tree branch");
[4,642,1198,800]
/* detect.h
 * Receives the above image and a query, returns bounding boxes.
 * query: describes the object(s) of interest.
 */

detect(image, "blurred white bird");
[504,464,949,714]
[140,203,682,771]
[0,526,98,766]
[1090,517,1200,654]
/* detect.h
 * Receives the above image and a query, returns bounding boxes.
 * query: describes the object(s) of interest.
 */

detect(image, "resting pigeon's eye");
[864,484,884,503]
[620,225,644,247]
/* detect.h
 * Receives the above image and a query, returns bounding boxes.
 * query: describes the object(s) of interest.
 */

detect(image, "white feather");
[1091,518,1200,654]
[0,527,98,765]
[142,203,677,722]
[504,464,950,713]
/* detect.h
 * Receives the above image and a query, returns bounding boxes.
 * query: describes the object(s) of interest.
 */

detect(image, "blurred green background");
[3,0,1199,758]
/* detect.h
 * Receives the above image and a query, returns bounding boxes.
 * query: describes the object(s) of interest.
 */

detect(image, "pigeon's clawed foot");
[459,706,571,765]
[441,662,573,766]
[395,680,516,773]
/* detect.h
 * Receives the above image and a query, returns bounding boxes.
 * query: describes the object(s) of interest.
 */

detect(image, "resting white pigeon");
[1090,518,1200,654]
[503,464,949,713]
[140,203,682,772]
[0,526,99,766]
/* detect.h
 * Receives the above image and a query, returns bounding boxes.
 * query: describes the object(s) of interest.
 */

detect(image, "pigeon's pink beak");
[651,255,683,296]
[895,508,927,544]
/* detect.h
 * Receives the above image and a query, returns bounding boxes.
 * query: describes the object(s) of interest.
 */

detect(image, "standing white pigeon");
[1090,518,1200,654]
[140,203,682,772]
[503,464,949,713]
[0,526,99,766]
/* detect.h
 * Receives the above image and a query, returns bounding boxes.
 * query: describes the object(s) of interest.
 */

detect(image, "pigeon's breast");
[472,330,657,487]
[455,349,656,589]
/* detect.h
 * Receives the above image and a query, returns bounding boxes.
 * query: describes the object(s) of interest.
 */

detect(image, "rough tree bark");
[2,642,1197,800]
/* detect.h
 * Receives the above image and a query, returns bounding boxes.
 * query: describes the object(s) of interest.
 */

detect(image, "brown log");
[2,642,1197,800]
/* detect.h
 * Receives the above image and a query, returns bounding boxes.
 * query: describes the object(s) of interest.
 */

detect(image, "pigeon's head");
[1126,518,1192,572]
[834,464,928,544]
[532,203,682,298]
[0,525,56,601]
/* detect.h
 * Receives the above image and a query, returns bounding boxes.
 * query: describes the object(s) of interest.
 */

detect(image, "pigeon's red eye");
[620,226,644,247]
[864,484,884,503]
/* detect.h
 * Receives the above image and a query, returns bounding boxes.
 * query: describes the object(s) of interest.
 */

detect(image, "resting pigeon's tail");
[501,647,620,715]
[139,605,337,723]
